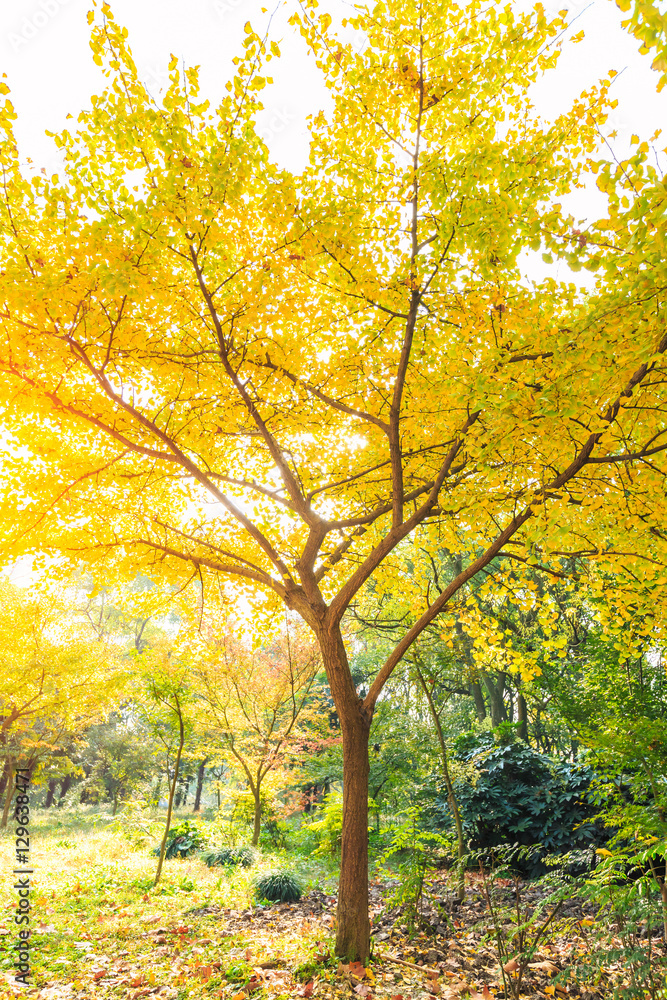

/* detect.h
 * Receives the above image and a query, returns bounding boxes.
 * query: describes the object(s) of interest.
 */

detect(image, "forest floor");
[0,810,663,1000]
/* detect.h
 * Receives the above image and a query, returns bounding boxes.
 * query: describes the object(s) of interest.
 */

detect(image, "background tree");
[1,0,666,959]
[0,580,116,825]
[192,603,322,845]
[138,649,193,886]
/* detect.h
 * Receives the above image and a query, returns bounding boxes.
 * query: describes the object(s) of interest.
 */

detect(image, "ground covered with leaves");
[1,812,664,1000]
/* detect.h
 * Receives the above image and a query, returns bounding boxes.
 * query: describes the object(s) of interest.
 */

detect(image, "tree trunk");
[318,625,372,963]
[0,757,10,797]
[470,681,487,722]
[44,779,57,808]
[517,693,528,742]
[416,668,466,902]
[251,783,262,846]
[155,700,186,886]
[193,758,209,812]
[58,774,72,805]
[338,711,371,961]
[483,671,507,727]
[0,757,15,829]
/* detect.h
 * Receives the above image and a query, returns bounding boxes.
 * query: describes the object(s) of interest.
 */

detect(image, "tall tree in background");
[1,0,666,958]
[192,605,322,845]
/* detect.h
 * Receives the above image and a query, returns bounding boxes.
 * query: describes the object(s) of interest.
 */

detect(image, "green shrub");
[439,731,608,873]
[151,819,207,860]
[200,845,256,868]
[303,792,343,855]
[254,869,302,903]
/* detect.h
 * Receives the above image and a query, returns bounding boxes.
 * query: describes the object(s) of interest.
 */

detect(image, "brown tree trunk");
[338,711,371,961]
[58,774,72,805]
[470,681,487,722]
[155,699,185,886]
[45,779,57,809]
[0,757,15,829]
[517,693,528,742]
[251,782,262,847]
[318,625,372,962]
[483,671,507,727]
[192,758,209,812]
[0,757,10,797]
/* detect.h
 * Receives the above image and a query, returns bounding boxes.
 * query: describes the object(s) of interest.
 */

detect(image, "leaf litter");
[1,871,649,1000]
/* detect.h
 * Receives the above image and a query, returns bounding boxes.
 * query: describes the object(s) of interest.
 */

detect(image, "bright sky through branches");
[0,0,665,177]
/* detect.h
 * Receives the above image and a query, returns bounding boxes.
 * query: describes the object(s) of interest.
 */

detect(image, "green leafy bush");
[254,869,303,903]
[200,845,256,868]
[152,819,207,860]
[439,732,608,872]
[302,792,343,855]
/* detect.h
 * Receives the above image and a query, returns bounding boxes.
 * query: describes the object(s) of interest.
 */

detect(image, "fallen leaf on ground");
[528,960,559,975]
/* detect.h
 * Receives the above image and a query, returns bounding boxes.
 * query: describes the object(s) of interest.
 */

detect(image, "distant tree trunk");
[470,681,487,722]
[416,668,466,902]
[483,671,507,727]
[58,775,72,805]
[517,693,528,741]
[0,757,15,829]
[45,779,57,808]
[155,697,185,886]
[192,758,209,812]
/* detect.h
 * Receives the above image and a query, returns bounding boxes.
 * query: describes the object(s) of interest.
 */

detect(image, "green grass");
[0,806,341,998]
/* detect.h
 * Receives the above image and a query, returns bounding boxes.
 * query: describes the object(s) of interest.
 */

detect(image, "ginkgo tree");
[1,0,667,959]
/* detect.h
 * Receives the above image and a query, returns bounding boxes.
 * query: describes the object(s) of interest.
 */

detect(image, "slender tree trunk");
[318,625,372,962]
[0,757,10,797]
[155,701,185,886]
[1,757,15,829]
[416,669,466,902]
[45,779,57,809]
[193,758,209,813]
[251,782,262,847]
[517,693,528,742]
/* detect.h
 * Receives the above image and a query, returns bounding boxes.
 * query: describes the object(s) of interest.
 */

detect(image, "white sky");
[0,0,665,177]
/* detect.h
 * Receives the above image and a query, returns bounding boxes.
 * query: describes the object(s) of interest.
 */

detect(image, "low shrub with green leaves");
[254,869,303,903]
[200,845,256,868]
[151,818,207,860]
